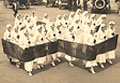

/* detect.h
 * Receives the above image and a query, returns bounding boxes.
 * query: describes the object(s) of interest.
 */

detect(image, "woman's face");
[17,15,21,20]
[90,29,96,35]
[58,16,61,20]
[15,28,18,33]
[101,26,106,32]
[33,12,35,17]
[77,11,80,15]
[110,25,114,30]
[44,14,48,19]
[7,27,11,32]
[25,15,28,20]
[38,29,42,34]
[27,18,31,23]
[63,15,68,20]
[51,25,55,31]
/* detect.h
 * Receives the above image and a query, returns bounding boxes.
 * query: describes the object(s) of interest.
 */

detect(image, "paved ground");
[0,1,120,83]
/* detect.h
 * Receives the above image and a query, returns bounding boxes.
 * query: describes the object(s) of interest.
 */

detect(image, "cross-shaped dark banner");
[1,35,119,62]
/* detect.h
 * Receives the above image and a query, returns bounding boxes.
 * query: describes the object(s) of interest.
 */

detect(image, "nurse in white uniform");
[64,26,77,67]
[46,22,61,67]
[85,30,98,74]
[106,21,116,64]
[34,25,48,69]
[95,23,107,68]
[18,30,34,76]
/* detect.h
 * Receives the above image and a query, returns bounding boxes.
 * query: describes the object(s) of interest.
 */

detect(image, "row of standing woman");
[4,9,116,76]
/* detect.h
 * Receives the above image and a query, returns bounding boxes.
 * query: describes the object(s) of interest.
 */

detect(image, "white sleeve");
[3,32,7,40]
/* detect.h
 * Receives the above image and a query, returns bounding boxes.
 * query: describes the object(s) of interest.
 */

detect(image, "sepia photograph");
[0,0,120,83]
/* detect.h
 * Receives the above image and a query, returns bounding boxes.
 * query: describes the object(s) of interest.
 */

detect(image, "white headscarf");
[55,15,62,27]
[81,11,89,25]
[42,13,50,25]
[96,14,107,26]
[14,14,22,27]
[69,12,75,24]
[31,11,38,25]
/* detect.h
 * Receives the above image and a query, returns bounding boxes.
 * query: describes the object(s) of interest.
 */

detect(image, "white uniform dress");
[64,29,77,62]
[82,23,91,44]
[46,23,60,63]
[36,33,48,66]
[18,30,34,72]
[95,27,107,64]
[5,25,21,63]
[85,33,98,67]
[106,26,116,59]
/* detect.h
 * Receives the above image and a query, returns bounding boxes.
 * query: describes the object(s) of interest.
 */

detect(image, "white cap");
[70,12,75,16]
[63,14,67,17]
[44,13,48,17]
[100,14,107,19]
[76,9,82,13]
[16,14,20,17]
[57,15,62,19]
[83,11,88,16]
[32,11,35,14]
[91,14,96,18]
[109,21,115,25]
[6,24,12,29]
